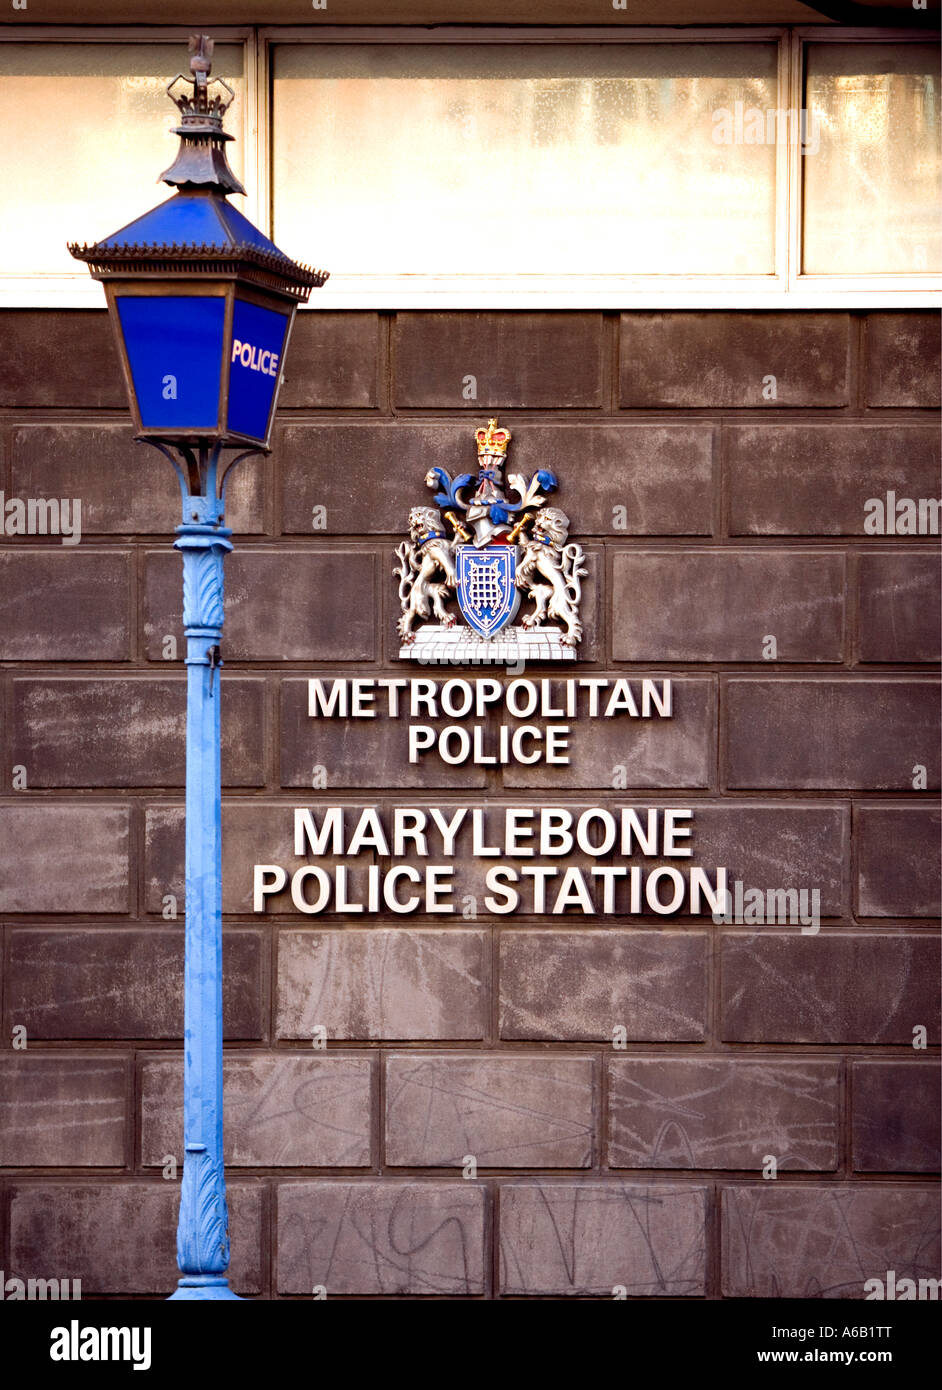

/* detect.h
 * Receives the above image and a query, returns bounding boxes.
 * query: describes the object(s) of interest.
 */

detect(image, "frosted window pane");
[272,44,778,276]
[803,43,941,274]
[0,43,245,277]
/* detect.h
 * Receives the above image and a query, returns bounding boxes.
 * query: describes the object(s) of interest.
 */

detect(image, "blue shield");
[456,544,519,638]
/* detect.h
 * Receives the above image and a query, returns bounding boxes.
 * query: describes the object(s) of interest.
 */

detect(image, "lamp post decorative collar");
[69,35,327,1301]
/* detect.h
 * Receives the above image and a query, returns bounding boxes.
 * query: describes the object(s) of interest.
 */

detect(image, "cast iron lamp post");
[69,35,327,1300]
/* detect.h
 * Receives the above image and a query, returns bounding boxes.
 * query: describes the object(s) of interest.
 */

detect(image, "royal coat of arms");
[395,419,587,662]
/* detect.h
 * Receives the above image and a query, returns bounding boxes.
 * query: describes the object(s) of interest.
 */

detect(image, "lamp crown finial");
[166,34,235,128]
[159,33,245,195]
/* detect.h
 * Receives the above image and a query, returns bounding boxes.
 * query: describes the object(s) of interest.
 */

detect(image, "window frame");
[1,23,938,309]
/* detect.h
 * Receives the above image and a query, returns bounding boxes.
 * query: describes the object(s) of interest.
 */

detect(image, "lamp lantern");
[70,35,325,466]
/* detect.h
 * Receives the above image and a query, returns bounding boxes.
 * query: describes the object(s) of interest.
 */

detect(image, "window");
[803,41,940,275]
[271,42,780,278]
[1,25,938,308]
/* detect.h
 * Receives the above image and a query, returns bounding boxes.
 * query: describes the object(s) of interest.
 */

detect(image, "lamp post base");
[169,1277,244,1301]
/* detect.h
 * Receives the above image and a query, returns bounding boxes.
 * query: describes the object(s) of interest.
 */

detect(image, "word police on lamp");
[69,35,328,1300]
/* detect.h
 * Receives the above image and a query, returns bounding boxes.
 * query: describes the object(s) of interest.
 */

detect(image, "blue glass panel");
[226,299,290,442]
[117,295,224,430]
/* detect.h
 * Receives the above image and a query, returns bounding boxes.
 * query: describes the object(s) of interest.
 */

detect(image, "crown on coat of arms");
[475,419,511,456]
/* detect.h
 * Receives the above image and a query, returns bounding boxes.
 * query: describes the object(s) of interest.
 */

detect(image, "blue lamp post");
[69,35,327,1301]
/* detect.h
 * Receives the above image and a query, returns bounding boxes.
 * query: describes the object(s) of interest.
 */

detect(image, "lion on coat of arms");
[394,506,458,643]
[516,507,586,647]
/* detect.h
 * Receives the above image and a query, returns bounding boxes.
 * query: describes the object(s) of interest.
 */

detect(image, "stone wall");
[0,308,939,1298]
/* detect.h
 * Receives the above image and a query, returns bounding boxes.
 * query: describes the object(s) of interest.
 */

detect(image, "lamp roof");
[98,190,291,259]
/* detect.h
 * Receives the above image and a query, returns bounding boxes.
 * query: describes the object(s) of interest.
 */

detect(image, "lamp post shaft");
[169,490,240,1301]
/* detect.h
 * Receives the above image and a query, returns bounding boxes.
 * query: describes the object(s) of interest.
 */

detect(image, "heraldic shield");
[456,544,521,638]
